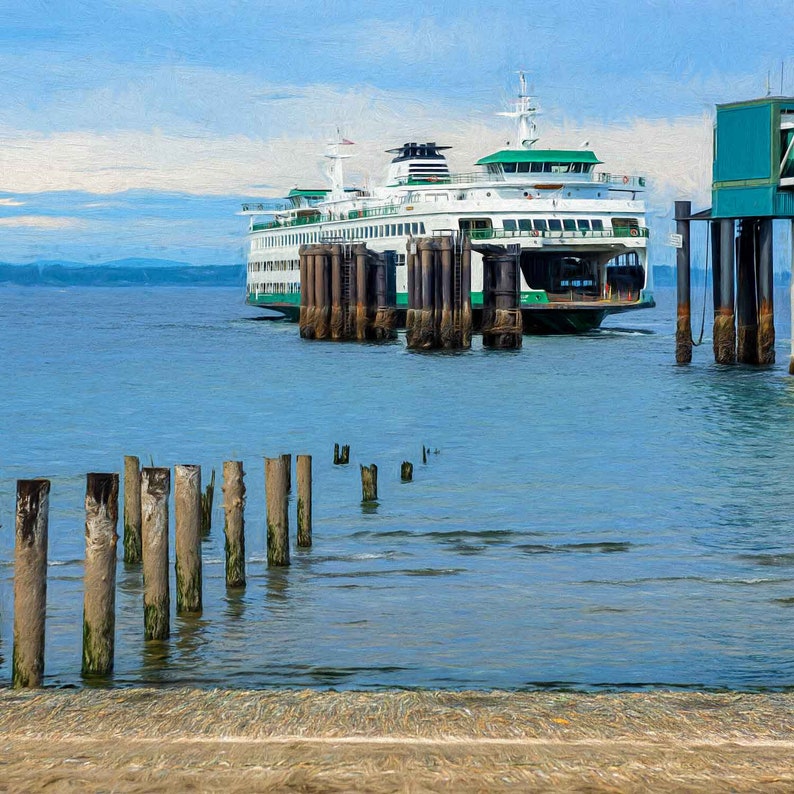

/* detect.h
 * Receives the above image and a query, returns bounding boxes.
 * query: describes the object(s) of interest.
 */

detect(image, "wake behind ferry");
[242,77,654,333]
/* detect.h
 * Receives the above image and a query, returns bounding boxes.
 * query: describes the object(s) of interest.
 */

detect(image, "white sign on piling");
[668,233,683,248]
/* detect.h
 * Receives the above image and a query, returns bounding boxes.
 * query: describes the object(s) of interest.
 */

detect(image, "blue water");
[2,284,794,691]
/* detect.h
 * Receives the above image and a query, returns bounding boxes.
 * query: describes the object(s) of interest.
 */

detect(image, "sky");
[0,0,792,265]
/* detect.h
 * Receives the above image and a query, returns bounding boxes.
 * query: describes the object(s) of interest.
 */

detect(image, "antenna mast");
[497,71,538,149]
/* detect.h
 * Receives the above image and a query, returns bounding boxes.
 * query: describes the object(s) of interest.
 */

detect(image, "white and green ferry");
[242,79,654,333]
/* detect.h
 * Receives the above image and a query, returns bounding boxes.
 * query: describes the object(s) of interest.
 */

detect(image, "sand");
[0,688,793,792]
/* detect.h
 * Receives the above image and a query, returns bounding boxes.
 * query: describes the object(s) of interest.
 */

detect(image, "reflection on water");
[2,285,794,691]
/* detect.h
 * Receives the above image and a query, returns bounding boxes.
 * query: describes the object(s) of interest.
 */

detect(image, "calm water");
[2,283,794,691]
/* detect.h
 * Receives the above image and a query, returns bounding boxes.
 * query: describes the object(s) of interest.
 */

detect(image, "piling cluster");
[299,243,396,341]
[478,244,523,349]
[675,201,775,367]
[406,235,472,349]
[7,443,433,687]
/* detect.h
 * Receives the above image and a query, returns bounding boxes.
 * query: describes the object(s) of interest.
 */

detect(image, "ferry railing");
[251,204,402,231]
[467,227,649,241]
[594,173,646,188]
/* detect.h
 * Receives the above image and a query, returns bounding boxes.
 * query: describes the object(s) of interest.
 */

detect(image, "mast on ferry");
[324,132,354,202]
[497,71,538,149]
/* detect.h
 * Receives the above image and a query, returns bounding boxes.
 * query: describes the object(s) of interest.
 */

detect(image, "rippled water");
[2,283,794,690]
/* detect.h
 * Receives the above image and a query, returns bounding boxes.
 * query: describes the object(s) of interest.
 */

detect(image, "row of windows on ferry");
[503,217,604,232]
[252,222,428,251]
[499,162,595,174]
[249,281,300,294]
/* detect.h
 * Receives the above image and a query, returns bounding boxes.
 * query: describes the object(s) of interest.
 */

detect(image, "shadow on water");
[265,567,290,603]
[141,639,171,683]
[223,587,247,621]
[175,613,211,669]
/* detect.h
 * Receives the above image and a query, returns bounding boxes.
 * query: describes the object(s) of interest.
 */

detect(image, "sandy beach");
[0,688,793,792]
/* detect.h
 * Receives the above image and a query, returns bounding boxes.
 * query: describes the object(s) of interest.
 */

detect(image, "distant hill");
[0,262,245,286]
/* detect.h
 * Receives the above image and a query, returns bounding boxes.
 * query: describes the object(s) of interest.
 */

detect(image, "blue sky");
[0,0,792,264]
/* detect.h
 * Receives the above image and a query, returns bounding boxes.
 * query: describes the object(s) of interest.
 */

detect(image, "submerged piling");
[222,460,246,588]
[674,201,692,363]
[714,219,736,364]
[401,461,413,482]
[141,467,170,640]
[296,454,312,548]
[82,472,119,677]
[360,464,378,503]
[123,455,142,564]
[12,478,50,688]
[265,457,290,566]
[174,465,202,615]
[757,218,775,366]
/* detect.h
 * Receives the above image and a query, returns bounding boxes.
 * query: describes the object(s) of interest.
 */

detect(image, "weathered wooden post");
[401,461,413,482]
[315,247,330,340]
[141,467,170,640]
[174,464,202,615]
[440,235,454,348]
[675,200,693,363]
[736,219,758,364]
[12,479,50,688]
[341,444,350,464]
[714,219,736,364]
[756,217,775,365]
[331,243,343,340]
[82,472,119,677]
[710,220,722,363]
[418,239,435,348]
[222,460,246,588]
[296,454,312,548]
[302,250,316,339]
[280,453,292,492]
[460,234,473,347]
[333,443,341,465]
[406,240,417,345]
[355,243,369,340]
[299,246,308,332]
[265,457,290,566]
[360,464,378,503]
[123,455,142,564]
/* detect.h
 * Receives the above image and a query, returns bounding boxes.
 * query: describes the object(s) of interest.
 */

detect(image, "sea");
[1,282,794,691]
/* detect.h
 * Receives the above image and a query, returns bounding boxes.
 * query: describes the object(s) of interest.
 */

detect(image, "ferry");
[242,77,655,333]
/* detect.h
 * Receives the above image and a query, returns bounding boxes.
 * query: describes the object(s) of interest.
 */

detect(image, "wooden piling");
[296,454,312,548]
[200,468,215,536]
[756,218,775,366]
[736,219,758,364]
[460,235,473,348]
[418,239,435,348]
[483,251,522,349]
[314,248,329,340]
[355,244,369,341]
[299,246,308,332]
[401,461,413,482]
[222,460,246,588]
[123,455,142,564]
[674,200,693,364]
[360,464,378,503]
[141,467,170,641]
[330,244,343,340]
[82,472,119,677]
[373,254,397,340]
[281,453,292,492]
[710,220,723,364]
[440,236,454,348]
[341,444,350,464]
[265,457,290,566]
[714,219,736,364]
[12,479,50,688]
[301,251,316,339]
[174,465,202,615]
[406,241,417,345]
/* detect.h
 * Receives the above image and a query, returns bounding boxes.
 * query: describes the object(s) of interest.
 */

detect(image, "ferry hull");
[246,295,656,335]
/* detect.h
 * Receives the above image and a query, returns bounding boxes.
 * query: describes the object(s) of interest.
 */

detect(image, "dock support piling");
[123,455,142,564]
[756,218,775,365]
[12,478,50,688]
[736,219,759,364]
[222,461,246,588]
[355,244,369,341]
[401,461,413,482]
[330,244,343,340]
[296,454,312,548]
[141,467,170,641]
[360,464,378,503]
[281,453,292,492]
[175,465,202,615]
[675,200,692,363]
[714,219,736,364]
[265,457,290,566]
[82,472,119,677]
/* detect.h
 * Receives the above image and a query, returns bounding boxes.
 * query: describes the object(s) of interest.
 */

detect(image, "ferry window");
[571,163,582,173]
[518,219,532,231]
[591,219,604,231]
[530,162,542,172]
[563,219,576,231]
[420,222,426,234]
[542,163,552,172]
[411,223,418,234]
[517,162,530,173]
[503,163,517,173]
[398,224,404,235]
[551,163,569,173]
[503,219,517,231]
[533,219,548,231]
[379,225,384,236]
[548,219,562,231]
[577,219,591,231]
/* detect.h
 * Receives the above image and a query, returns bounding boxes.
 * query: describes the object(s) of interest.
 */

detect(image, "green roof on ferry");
[287,188,330,197]
[476,149,603,165]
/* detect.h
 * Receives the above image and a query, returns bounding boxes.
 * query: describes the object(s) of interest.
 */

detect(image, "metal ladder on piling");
[341,244,352,337]
[453,233,463,340]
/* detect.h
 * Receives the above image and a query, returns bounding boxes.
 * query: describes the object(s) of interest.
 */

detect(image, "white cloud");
[0,214,88,229]
[0,197,25,206]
